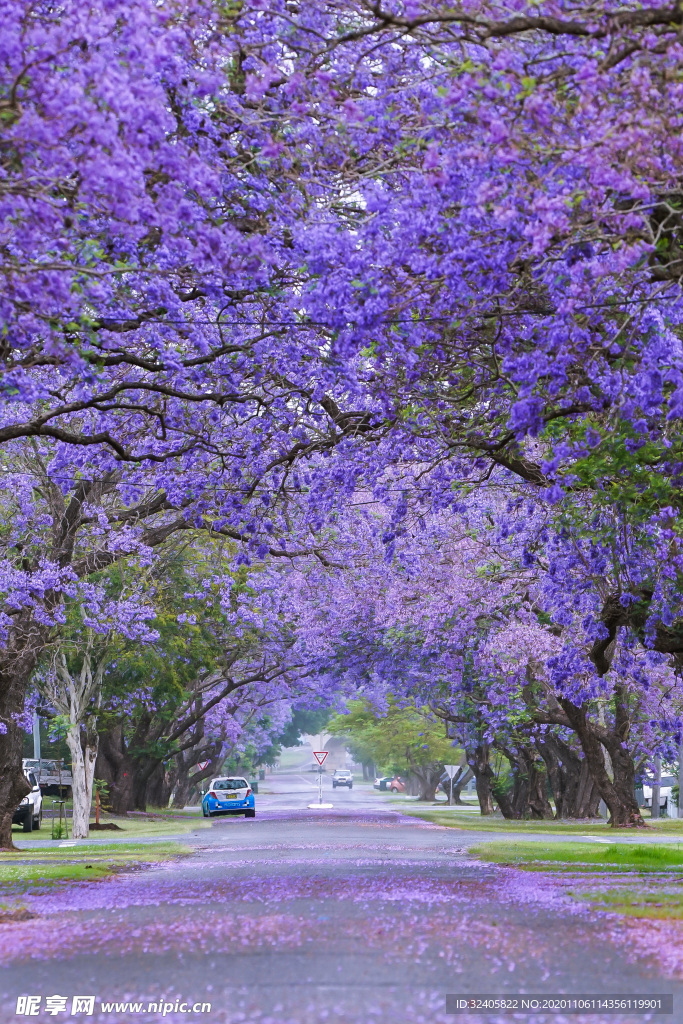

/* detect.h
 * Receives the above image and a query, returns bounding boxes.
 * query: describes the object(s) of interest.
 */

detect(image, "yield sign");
[196,760,210,771]
[313,751,328,766]
[444,764,459,779]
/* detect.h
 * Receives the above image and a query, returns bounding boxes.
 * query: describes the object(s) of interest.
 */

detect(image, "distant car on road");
[388,777,405,793]
[332,769,353,789]
[308,762,327,772]
[12,768,42,832]
[373,776,393,791]
[202,777,255,818]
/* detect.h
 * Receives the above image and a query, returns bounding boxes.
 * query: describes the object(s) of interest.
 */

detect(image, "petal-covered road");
[1,811,680,1024]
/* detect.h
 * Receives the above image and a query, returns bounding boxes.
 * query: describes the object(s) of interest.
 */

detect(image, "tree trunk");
[172,769,194,810]
[538,735,601,819]
[0,657,37,849]
[451,767,474,804]
[493,743,554,820]
[524,749,554,820]
[411,764,443,801]
[95,724,135,815]
[560,699,644,827]
[65,724,98,840]
[467,744,495,815]
[0,682,31,850]
[140,762,165,810]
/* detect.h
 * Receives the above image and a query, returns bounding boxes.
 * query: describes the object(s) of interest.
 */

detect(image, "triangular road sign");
[313,751,328,766]
[196,760,210,771]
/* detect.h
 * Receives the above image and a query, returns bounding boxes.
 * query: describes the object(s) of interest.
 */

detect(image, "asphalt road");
[1,773,681,1024]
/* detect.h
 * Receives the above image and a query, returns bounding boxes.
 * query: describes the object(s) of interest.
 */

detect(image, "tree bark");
[95,724,135,815]
[560,698,644,827]
[537,734,600,819]
[65,723,98,839]
[492,743,553,820]
[451,767,474,804]
[408,764,442,801]
[0,639,43,849]
[0,676,31,850]
[467,744,495,815]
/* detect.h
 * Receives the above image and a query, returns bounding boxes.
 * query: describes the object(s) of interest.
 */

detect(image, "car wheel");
[245,809,255,818]
[202,806,209,818]
[390,786,398,792]
[34,810,42,830]
[332,783,337,788]
[349,784,353,789]
[22,811,33,833]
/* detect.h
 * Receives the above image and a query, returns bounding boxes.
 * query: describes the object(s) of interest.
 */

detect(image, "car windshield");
[213,779,247,791]
[336,771,351,776]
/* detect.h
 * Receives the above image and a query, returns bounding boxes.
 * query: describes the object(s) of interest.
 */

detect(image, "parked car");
[308,762,327,772]
[373,776,393,791]
[22,758,73,797]
[388,776,405,793]
[12,768,42,832]
[332,769,353,789]
[202,777,255,818]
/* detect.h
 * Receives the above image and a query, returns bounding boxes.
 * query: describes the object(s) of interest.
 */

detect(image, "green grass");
[401,805,683,835]
[579,888,683,921]
[0,841,187,890]
[472,840,683,923]
[12,811,210,842]
[473,840,683,871]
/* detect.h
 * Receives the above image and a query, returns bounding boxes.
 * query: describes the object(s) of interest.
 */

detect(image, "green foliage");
[99,548,269,751]
[277,707,332,747]
[328,697,456,775]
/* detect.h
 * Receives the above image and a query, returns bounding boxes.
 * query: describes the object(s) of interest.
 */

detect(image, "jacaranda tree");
[2,0,683,841]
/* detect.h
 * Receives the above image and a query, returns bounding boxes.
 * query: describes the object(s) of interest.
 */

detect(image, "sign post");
[308,751,332,809]
[444,764,459,806]
[313,751,328,805]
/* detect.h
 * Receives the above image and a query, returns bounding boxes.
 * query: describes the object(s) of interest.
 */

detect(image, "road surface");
[1,773,680,1023]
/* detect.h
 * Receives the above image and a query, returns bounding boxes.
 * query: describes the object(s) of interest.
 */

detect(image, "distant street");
[1,770,680,1024]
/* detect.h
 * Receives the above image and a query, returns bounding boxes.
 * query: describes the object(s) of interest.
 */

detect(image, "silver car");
[332,769,353,790]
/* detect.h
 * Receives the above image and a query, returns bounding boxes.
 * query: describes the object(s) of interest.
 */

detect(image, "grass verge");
[473,840,683,870]
[473,840,683,922]
[12,812,210,843]
[401,806,683,835]
[0,841,188,891]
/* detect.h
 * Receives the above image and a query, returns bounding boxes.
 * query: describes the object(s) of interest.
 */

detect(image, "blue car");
[202,777,255,818]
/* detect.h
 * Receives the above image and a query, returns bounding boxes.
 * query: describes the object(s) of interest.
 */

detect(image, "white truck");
[22,758,73,797]
[12,766,43,832]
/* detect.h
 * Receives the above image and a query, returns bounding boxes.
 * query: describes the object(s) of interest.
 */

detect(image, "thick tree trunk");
[411,764,443,801]
[524,750,554,819]
[171,768,194,810]
[66,724,98,840]
[560,699,644,827]
[493,744,553,820]
[538,735,601,819]
[95,724,135,815]
[0,654,38,849]
[140,762,165,810]
[0,691,30,850]
[467,744,495,815]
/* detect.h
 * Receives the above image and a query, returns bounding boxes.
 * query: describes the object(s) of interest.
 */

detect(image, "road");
[1,773,681,1023]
